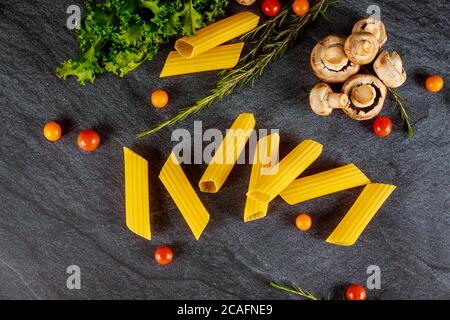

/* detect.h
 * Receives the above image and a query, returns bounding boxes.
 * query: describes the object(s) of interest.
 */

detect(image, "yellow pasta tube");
[199,113,256,193]
[123,147,151,240]
[327,183,396,246]
[159,153,210,240]
[175,12,259,58]
[244,133,280,222]
[247,140,323,203]
[160,43,244,77]
[280,164,370,205]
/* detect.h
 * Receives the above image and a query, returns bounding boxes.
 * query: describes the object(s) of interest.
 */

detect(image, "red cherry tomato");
[154,246,173,265]
[77,129,101,152]
[373,116,392,138]
[292,0,310,16]
[346,284,367,300]
[43,121,62,142]
[262,0,281,17]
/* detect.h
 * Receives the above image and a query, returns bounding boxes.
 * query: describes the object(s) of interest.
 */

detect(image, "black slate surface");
[0,0,449,300]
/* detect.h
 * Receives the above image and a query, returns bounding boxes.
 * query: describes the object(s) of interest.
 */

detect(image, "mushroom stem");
[351,84,376,107]
[322,45,349,70]
[327,93,349,109]
[310,83,350,116]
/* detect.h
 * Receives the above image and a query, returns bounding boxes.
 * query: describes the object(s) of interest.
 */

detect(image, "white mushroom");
[373,50,407,88]
[310,83,350,116]
[235,0,257,5]
[352,17,387,47]
[310,35,360,83]
[344,32,380,65]
[341,74,387,120]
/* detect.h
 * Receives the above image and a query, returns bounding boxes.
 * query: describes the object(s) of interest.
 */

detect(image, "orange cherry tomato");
[346,284,367,300]
[77,129,101,152]
[43,121,62,142]
[292,0,310,16]
[425,75,444,93]
[295,213,312,231]
[373,116,393,138]
[151,89,169,108]
[154,246,173,265]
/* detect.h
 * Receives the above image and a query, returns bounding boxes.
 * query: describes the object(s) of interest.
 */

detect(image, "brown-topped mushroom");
[310,83,350,116]
[344,32,380,65]
[311,35,360,83]
[352,18,387,47]
[341,74,387,120]
[373,50,407,88]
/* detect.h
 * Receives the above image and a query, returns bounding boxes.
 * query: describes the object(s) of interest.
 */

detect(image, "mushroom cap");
[341,74,387,120]
[373,50,407,88]
[344,32,380,65]
[352,18,387,47]
[235,0,257,5]
[310,83,334,116]
[311,35,360,83]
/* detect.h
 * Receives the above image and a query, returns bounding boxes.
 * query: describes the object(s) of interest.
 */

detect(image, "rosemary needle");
[137,0,338,138]
[270,281,320,300]
[388,87,415,137]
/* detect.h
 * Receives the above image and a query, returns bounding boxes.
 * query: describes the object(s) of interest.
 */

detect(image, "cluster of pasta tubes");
[160,12,260,77]
[123,113,396,246]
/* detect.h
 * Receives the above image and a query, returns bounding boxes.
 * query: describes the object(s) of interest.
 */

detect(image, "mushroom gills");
[311,35,360,83]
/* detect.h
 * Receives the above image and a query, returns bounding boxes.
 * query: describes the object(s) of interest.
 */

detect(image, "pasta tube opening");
[199,181,218,193]
[175,41,195,58]
[245,210,266,223]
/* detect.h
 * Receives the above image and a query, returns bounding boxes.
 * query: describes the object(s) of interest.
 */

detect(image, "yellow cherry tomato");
[151,89,169,108]
[425,75,444,93]
[295,213,312,231]
[292,0,309,16]
[43,121,62,142]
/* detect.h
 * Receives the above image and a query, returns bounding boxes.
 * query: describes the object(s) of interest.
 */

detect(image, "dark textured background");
[0,0,449,300]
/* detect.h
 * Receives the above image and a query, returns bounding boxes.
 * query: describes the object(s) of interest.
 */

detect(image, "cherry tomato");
[43,121,62,142]
[292,0,309,16]
[425,75,444,93]
[346,284,367,300]
[77,129,101,152]
[295,213,312,231]
[373,116,393,138]
[262,0,281,17]
[151,89,169,108]
[154,246,173,265]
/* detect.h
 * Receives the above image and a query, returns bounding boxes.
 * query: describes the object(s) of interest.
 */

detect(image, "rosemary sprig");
[388,88,414,137]
[270,281,320,300]
[137,0,338,138]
